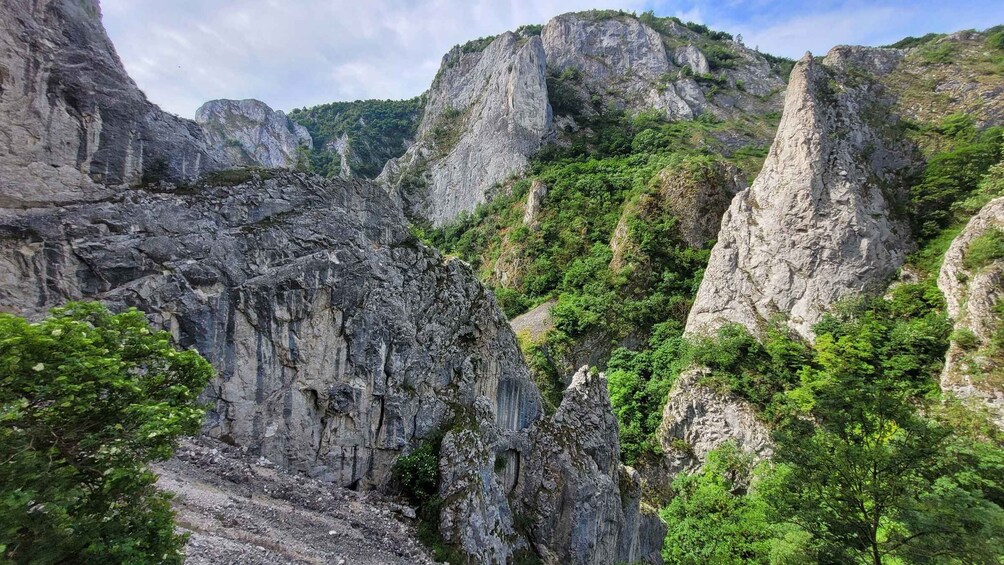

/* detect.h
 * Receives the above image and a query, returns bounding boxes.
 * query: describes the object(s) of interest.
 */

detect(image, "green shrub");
[910,124,1003,244]
[392,440,440,507]
[952,327,981,350]
[885,32,946,49]
[546,67,584,117]
[919,41,956,64]
[0,303,214,564]
[963,227,1004,271]
[988,29,1004,51]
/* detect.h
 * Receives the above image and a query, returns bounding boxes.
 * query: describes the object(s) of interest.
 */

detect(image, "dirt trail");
[154,438,435,564]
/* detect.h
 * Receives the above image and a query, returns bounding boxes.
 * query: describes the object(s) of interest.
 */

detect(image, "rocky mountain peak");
[0,0,231,206]
[685,51,917,339]
[195,98,312,169]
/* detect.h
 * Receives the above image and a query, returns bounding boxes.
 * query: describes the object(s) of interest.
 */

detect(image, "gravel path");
[154,438,436,564]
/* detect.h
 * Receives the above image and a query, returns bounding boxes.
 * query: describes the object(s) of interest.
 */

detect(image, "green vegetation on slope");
[416,106,779,411]
[0,303,214,564]
[288,97,423,178]
[653,114,1004,563]
[660,293,1004,564]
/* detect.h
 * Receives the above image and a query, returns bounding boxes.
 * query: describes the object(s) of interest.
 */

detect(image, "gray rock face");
[656,368,772,478]
[523,179,548,226]
[195,99,312,169]
[542,13,695,121]
[674,45,710,76]
[379,32,552,225]
[0,0,228,207]
[0,172,541,491]
[515,368,666,564]
[685,53,916,340]
[0,167,659,563]
[938,196,1004,426]
[541,13,785,120]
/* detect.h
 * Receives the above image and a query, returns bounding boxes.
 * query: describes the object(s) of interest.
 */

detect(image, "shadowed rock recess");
[0,1,663,563]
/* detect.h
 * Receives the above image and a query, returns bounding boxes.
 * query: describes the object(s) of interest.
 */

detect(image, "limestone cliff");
[541,12,784,121]
[0,0,229,207]
[379,32,552,225]
[939,196,1004,426]
[195,99,312,169]
[0,168,661,562]
[685,50,916,340]
[658,48,919,479]
[380,12,787,226]
[656,368,773,479]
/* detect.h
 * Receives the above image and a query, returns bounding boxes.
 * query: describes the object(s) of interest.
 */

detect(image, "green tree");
[770,308,1004,564]
[0,303,214,564]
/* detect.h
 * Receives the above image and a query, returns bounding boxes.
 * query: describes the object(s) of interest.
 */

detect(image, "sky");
[101,0,1004,118]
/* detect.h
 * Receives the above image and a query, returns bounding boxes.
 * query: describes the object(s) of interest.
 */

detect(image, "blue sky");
[101,0,1004,118]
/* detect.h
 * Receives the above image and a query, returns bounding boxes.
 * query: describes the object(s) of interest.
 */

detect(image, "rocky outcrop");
[543,13,689,118]
[379,32,552,225]
[513,368,665,564]
[541,12,785,120]
[195,99,312,169]
[656,368,772,479]
[674,45,710,75]
[938,196,1004,426]
[686,51,917,340]
[0,0,229,207]
[523,179,548,226]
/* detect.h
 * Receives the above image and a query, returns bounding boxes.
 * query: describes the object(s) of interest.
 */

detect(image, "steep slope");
[0,0,230,206]
[195,99,312,169]
[155,437,435,564]
[939,196,1004,426]
[685,49,917,340]
[383,11,788,226]
[288,98,423,179]
[379,31,552,225]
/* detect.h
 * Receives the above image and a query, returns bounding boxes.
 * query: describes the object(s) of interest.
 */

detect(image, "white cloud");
[727,6,907,57]
[99,0,1004,117]
[101,0,648,117]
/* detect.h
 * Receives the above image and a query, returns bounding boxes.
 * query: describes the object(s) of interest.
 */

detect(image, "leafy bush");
[661,444,795,564]
[515,24,542,37]
[702,44,739,71]
[546,67,584,117]
[392,440,440,507]
[919,41,956,64]
[989,28,1004,51]
[909,123,1004,243]
[963,227,1004,271]
[952,327,981,350]
[0,303,214,564]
